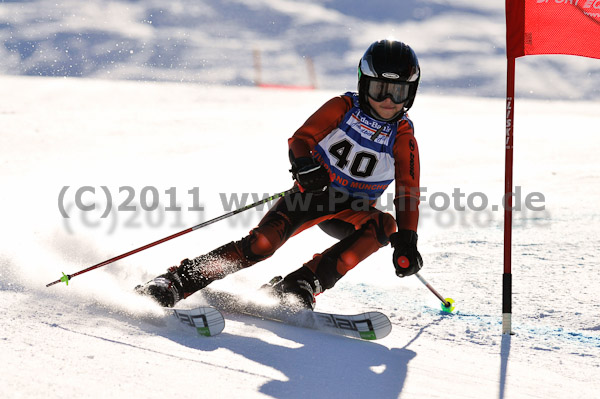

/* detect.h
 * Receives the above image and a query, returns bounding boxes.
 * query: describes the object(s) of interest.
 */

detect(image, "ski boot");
[262,267,323,310]
[135,266,184,308]
[136,258,215,307]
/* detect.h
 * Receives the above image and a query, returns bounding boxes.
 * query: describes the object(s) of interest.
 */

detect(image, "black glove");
[290,156,331,193]
[390,230,423,277]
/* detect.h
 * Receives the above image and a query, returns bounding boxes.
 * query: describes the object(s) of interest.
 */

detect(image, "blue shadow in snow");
[499,333,512,399]
[161,314,425,399]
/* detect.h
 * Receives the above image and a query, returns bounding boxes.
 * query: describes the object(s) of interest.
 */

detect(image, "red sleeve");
[392,119,420,231]
[288,95,353,159]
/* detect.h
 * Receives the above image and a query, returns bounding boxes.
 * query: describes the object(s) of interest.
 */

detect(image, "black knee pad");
[318,219,356,240]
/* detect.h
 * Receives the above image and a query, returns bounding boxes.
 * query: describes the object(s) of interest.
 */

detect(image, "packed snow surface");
[1,0,599,100]
[1,75,599,398]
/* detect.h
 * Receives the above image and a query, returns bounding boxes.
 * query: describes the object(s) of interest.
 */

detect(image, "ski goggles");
[366,79,411,104]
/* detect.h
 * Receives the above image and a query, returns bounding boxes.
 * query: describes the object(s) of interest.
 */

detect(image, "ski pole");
[46,186,300,287]
[415,272,455,313]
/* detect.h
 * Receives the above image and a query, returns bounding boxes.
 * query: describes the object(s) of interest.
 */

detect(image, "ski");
[166,306,225,337]
[200,289,392,341]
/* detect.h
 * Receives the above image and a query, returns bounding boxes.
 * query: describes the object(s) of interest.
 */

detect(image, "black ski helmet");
[358,40,420,122]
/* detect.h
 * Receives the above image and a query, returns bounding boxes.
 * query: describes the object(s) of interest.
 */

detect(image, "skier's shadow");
[164,314,422,399]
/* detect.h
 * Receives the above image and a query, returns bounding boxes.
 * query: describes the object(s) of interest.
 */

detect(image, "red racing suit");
[289,92,420,232]
[181,92,420,294]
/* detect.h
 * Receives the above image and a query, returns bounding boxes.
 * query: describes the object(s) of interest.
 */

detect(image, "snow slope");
[1,75,599,398]
[1,0,599,100]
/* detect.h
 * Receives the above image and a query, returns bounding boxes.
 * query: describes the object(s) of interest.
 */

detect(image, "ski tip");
[360,311,392,340]
[441,297,455,313]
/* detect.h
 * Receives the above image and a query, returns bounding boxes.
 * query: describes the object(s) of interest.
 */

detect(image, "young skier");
[136,39,424,309]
